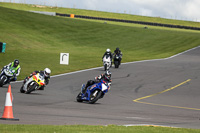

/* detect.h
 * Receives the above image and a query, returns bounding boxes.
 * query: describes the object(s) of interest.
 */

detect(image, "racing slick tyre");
[76,92,83,102]
[20,86,25,93]
[104,64,107,71]
[114,61,119,68]
[25,83,37,94]
[0,76,6,87]
[89,90,102,104]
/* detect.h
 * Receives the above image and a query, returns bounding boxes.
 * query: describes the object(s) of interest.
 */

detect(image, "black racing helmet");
[13,59,20,67]
[105,70,111,80]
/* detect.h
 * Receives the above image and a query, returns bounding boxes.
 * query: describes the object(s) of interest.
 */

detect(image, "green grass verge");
[0,2,200,28]
[0,5,200,80]
[0,124,200,133]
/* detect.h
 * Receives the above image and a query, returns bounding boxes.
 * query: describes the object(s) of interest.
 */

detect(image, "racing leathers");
[82,73,112,94]
[24,70,50,90]
[102,51,113,61]
[113,49,123,64]
[0,62,21,83]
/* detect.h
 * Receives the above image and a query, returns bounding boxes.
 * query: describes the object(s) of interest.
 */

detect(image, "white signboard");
[60,53,69,65]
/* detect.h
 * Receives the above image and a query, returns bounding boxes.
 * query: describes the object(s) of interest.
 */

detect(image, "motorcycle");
[20,72,45,94]
[103,55,112,71]
[0,67,15,87]
[76,80,111,104]
[114,54,121,68]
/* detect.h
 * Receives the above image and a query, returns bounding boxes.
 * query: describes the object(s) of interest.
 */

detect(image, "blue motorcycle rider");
[0,59,21,83]
[82,70,112,94]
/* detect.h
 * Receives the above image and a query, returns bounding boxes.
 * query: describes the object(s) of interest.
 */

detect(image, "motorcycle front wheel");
[104,64,107,71]
[25,83,37,94]
[76,92,83,102]
[89,90,102,104]
[0,76,6,87]
[20,86,25,93]
[114,60,119,68]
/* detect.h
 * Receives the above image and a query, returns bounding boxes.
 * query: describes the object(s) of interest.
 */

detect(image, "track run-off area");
[0,46,200,129]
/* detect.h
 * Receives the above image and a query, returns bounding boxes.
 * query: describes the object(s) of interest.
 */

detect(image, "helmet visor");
[45,71,50,76]
[14,63,18,67]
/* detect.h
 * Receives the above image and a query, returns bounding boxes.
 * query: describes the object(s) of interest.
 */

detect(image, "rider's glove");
[30,72,36,77]
[32,72,36,75]
[97,75,102,80]
[95,75,101,80]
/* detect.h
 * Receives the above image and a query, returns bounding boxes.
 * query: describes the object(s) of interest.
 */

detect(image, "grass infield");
[0,124,200,133]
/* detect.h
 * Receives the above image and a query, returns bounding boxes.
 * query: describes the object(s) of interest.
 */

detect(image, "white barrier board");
[60,53,69,65]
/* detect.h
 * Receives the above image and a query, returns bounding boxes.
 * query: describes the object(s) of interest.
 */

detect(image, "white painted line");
[166,45,200,59]
[123,124,179,128]
[123,45,200,65]
[123,124,150,127]
[51,66,102,78]
[52,45,200,78]
[11,45,200,83]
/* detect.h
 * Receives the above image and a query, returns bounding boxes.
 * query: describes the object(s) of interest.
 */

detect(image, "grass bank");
[0,124,200,133]
[0,6,200,80]
[0,2,200,28]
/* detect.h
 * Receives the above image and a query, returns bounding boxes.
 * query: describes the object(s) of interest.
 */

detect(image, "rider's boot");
[82,86,87,94]
[21,77,28,86]
[5,78,11,84]
[38,85,45,90]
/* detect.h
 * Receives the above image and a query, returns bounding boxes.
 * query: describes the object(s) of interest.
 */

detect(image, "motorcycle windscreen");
[101,83,108,91]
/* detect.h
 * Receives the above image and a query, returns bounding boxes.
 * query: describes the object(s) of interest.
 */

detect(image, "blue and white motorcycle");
[76,80,111,104]
[0,67,15,87]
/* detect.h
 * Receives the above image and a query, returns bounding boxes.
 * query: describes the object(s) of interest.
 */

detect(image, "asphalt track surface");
[0,46,200,129]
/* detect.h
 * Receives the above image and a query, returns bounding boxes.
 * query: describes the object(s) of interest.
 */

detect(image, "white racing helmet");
[106,48,111,52]
[44,68,51,78]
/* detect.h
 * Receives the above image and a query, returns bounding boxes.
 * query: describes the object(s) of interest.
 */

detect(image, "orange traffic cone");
[0,85,19,121]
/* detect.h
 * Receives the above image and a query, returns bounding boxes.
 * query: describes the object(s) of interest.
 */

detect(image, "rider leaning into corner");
[23,68,51,90]
[82,70,112,94]
[0,59,21,83]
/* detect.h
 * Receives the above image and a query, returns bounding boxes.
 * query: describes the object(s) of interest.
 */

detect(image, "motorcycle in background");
[0,67,15,87]
[20,72,45,94]
[76,80,111,104]
[114,54,122,68]
[103,55,112,71]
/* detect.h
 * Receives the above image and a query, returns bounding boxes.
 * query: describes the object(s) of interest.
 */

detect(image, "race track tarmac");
[0,46,200,129]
